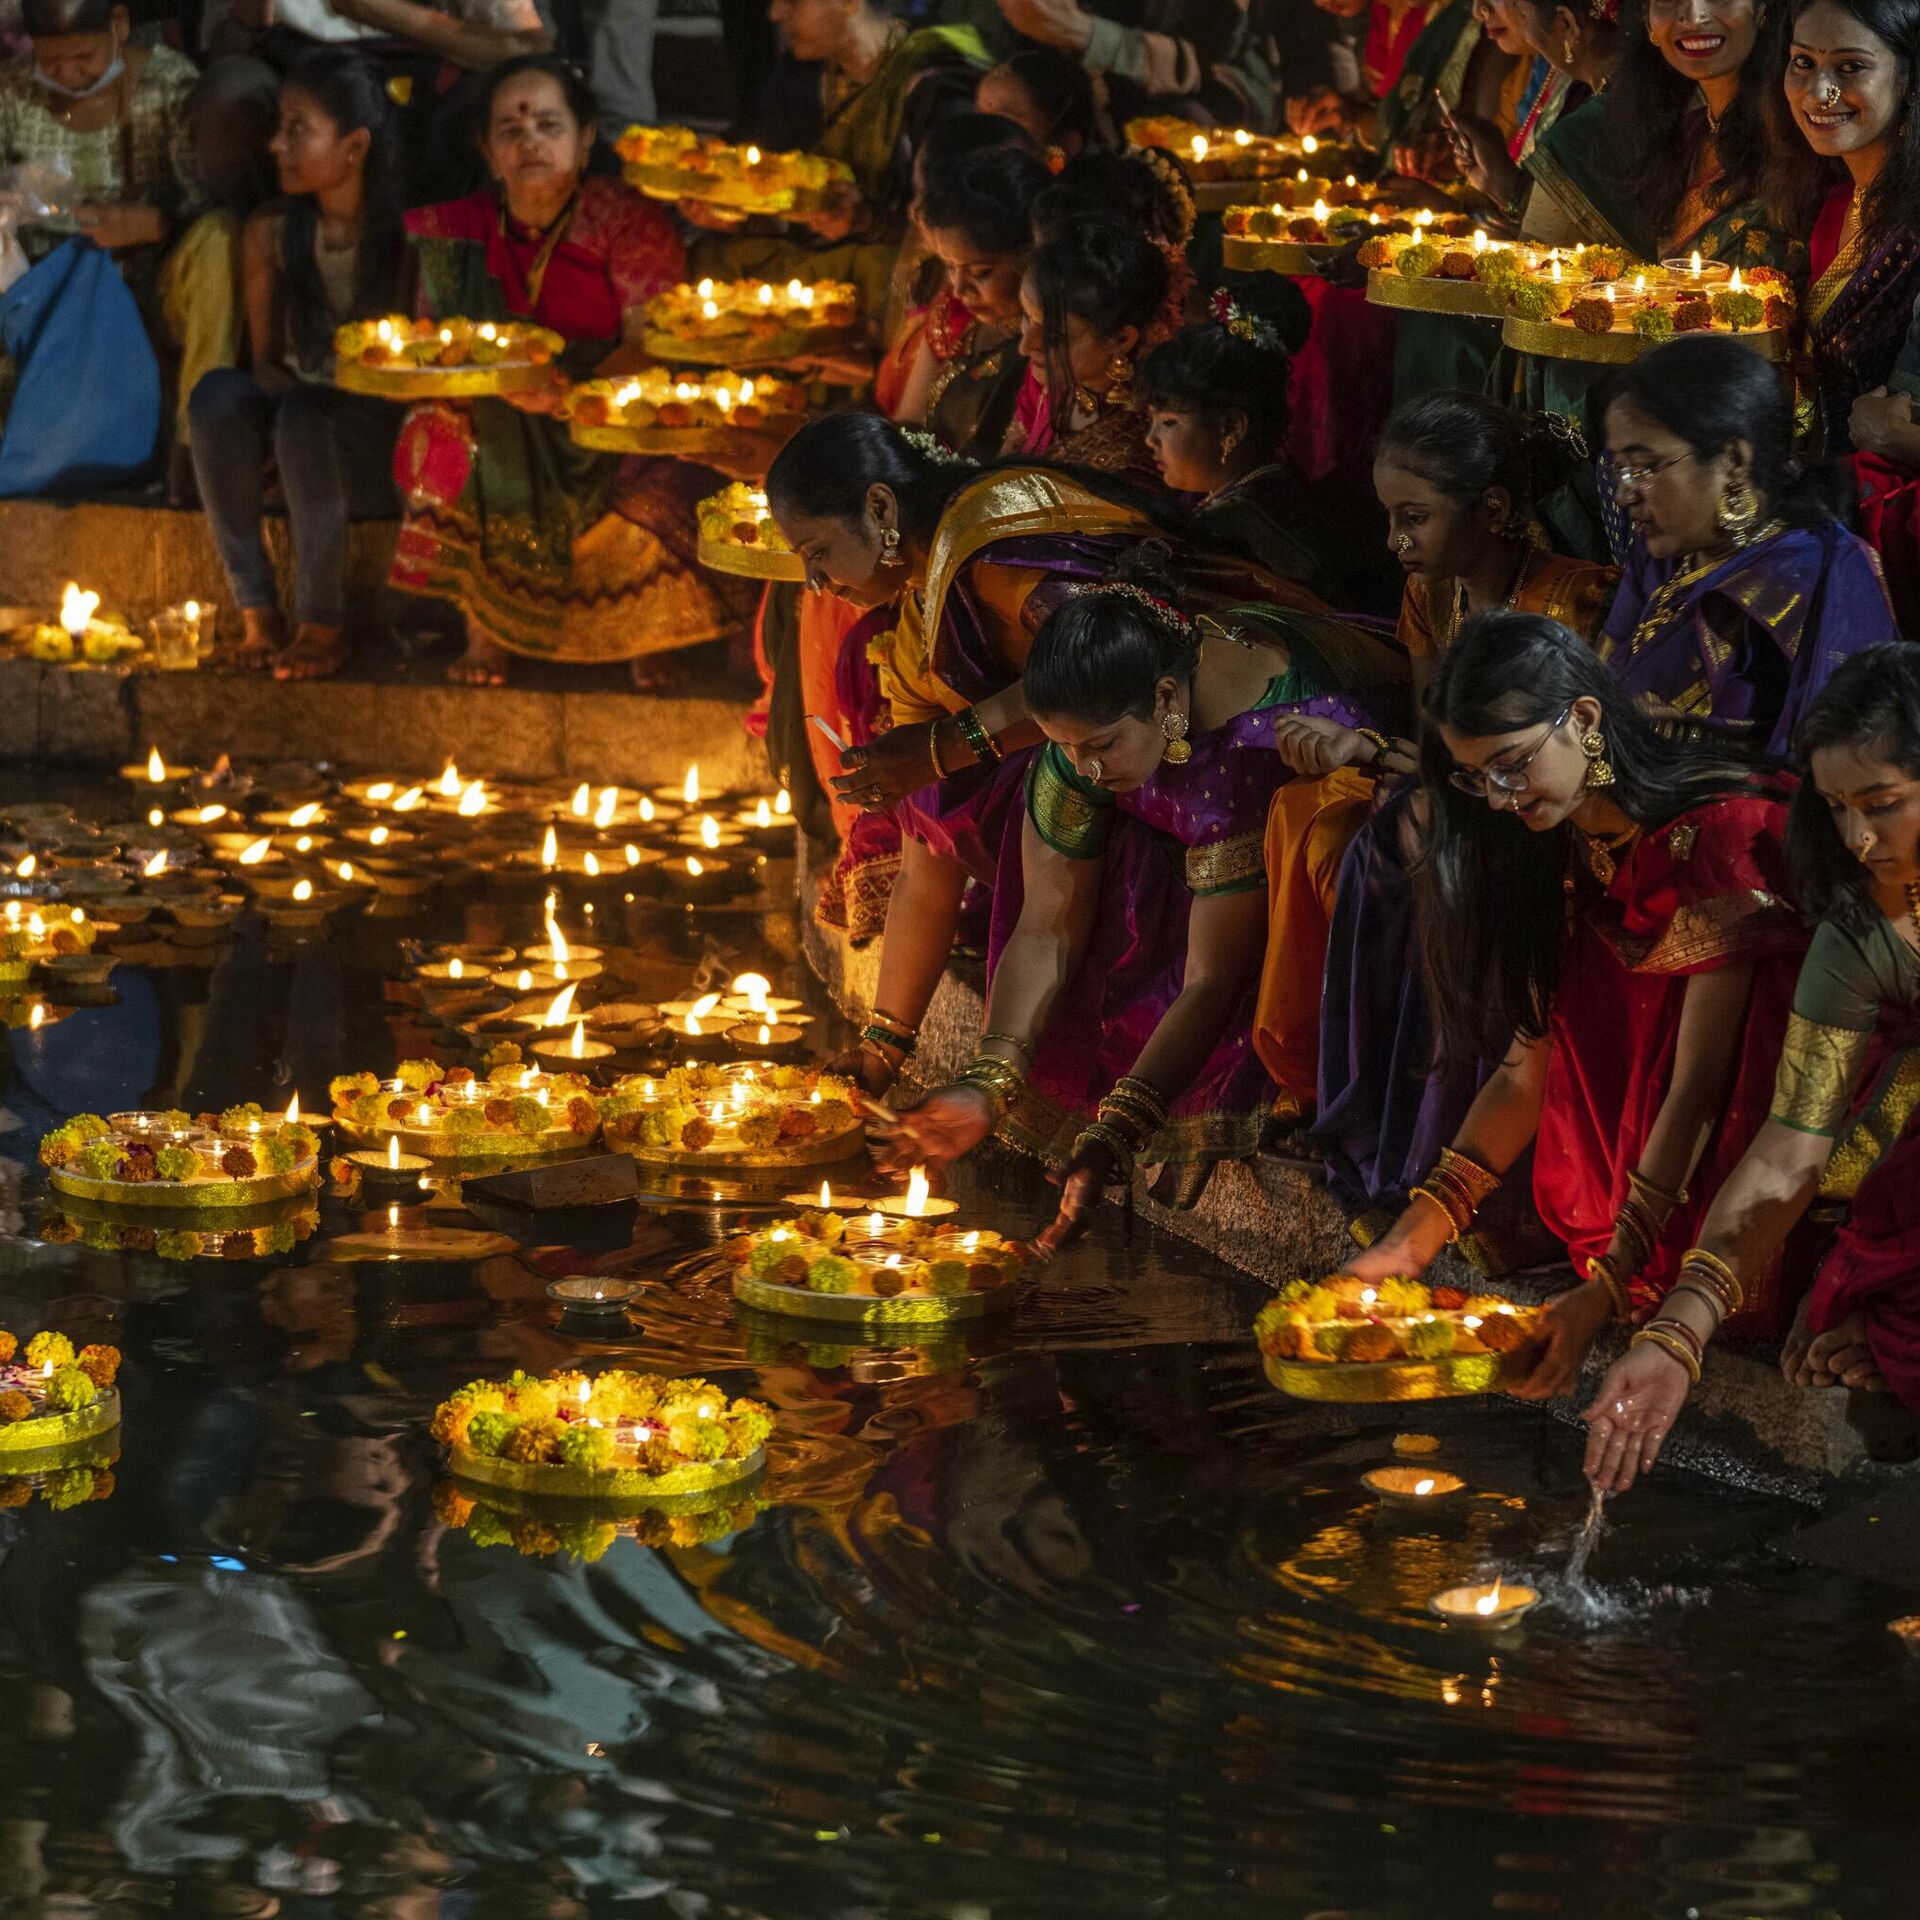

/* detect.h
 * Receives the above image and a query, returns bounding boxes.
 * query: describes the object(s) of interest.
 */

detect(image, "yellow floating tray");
[1367,269,1504,318]
[569,414,805,456]
[623,163,844,216]
[642,325,856,369]
[614,1122,865,1173]
[338,1120,590,1162]
[696,532,804,582]
[451,1442,766,1503]
[0,1387,120,1461]
[1262,1343,1539,1403]
[1222,235,1349,276]
[49,1157,319,1212]
[734,1269,1017,1324]
[1500,315,1790,367]
[334,360,557,399]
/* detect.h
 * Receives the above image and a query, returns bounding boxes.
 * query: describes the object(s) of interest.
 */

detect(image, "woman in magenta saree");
[390,59,746,685]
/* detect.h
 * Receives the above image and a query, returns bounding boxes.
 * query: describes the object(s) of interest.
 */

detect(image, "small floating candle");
[783,1177,868,1211]
[1429,1580,1540,1630]
[546,1275,639,1311]
[532,1019,616,1073]
[726,1020,803,1053]
[1361,1466,1467,1510]
[491,966,564,996]
[347,1133,429,1201]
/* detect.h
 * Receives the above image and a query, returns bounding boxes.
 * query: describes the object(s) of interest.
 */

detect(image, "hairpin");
[1070,581,1196,636]
[1209,287,1281,350]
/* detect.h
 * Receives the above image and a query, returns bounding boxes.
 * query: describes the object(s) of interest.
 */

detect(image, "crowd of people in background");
[8,0,1920,1493]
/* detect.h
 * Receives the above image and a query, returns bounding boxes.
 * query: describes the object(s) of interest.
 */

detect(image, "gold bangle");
[1586,1253,1632,1324]
[1433,1146,1501,1208]
[1626,1167,1688,1213]
[1072,1120,1136,1182]
[1676,1247,1745,1316]
[1631,1323,1702,1384]
[957,1053,1023,1124]
[1408,1182,1469,1244]
[978,1030,1034,1064]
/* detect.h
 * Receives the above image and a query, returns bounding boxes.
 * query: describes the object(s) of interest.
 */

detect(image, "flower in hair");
[1045,144,1067,174]
[1208,287,1281,350]
[900,426,965,464]
[1588,0,1618,16]
[1070,581,1196,636]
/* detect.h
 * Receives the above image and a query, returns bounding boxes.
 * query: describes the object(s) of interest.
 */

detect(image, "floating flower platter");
[642,277,860,369]
[615,125,853,215]
[567,369,809,455]
[0,1330,122,1469]
[1255,1276,1544,1403]
[598,1062,863,1170]
[696,484,804,582]
[330,1061,601,1162]
[41,1109,320,1214]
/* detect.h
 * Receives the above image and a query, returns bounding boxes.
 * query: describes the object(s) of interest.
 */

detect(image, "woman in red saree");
[1344,612,1808,1401]
[392,56,747,686]
[1581,646,1920,1490]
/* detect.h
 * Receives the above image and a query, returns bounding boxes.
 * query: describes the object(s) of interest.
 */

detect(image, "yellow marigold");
[429,1399,479,1448]
[503,1415,568,1464]
[24,1331,74,1372]
[509,1517,561,1556]
[0,1391,30,1423]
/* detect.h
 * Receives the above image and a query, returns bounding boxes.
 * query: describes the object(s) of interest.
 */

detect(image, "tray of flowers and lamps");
[696,484,804,582]
[567,368,810,455]
[1223,195,1474,278]
[641,277,861,368]
[1255,1275,1545,1402]
[333,315,566,397]
[40,1107,321,1216]
[595,1061,864,1171]
[615,124,854,215]
[0,1328,121,1471]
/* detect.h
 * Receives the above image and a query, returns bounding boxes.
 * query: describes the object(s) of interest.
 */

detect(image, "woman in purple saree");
[872,569,1404,1243]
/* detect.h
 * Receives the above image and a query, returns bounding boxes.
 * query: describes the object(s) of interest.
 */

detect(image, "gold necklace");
[1906,880,1920,947]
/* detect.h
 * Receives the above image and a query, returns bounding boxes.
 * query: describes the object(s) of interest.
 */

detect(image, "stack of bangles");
[930,706,1004,779]
[956,1034,1030,1122]
[1408,1147,1501,1243]
[1587,1167,1688,1323]
[858,1007,918,1076]
[1629,1249,1744,1385]
[1071,1074,1169,1185]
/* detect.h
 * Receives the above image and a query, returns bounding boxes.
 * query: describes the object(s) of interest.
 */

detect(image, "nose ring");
[1088,758,1104,782]
[1395,535,1414,555]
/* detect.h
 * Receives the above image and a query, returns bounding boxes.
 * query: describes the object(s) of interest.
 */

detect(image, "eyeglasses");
[1604,449,1696,490]
[1448,705,1573,798]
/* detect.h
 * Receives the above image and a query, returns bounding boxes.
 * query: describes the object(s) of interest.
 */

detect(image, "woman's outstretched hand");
[1031,1131,1120,1259]
[1581,1343,1690,1492]
[868,1084,996,1174]
[1510,1280,1614,1401]
[830,724,935,812]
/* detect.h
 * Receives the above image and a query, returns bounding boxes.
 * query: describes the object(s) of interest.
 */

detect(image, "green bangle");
[860,1022,914,1056]
[954,706,1001,764]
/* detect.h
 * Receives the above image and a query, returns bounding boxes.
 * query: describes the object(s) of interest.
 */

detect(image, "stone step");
[0,499,767,788]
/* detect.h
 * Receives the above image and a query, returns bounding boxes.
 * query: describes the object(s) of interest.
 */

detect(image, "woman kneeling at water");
[873,560,1398,1247]
[1585,645,1920,1490]
[1343,611,1809,1397]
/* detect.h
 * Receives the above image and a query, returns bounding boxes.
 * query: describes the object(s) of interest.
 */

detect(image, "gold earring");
[1562,29,1577,66]
[1161,710,1192,765]
[1719,477,1760,546]
[1220,427,1241,459]
[1104,352,1134,409]
[879,526,903,568]
[1580,729,1615,787]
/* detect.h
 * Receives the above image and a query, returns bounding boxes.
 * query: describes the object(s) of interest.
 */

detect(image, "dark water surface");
[0,827,1915,1919]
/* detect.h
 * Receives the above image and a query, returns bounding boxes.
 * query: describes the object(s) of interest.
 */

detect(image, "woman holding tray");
[867,558,1406,1240]
[390,55,749,687]
[1342,610,1809,1402]
[1580,646,1920,1488]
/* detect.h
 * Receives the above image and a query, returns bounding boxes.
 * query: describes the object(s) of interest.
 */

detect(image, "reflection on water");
[0,876,1913,1917]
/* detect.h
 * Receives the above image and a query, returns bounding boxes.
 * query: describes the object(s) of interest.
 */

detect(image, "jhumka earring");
[1718,477,1760,545]
[1161,710,1192,765]
[1220,427,1242,459]
[1580,729,1615,787]
[1104,353,1134,409]
[879,526,903,569]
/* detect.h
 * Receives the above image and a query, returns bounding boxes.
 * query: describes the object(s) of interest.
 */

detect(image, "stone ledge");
[797,840,1865,1486]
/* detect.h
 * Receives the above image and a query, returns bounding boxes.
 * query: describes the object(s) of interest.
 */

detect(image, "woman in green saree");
[691,0,988,331]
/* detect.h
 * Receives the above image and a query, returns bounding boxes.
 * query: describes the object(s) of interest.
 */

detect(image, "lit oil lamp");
[719,972,806,1021]
[545,1274,640,1314]
[875,1165,960,1223]
[782,1174,870,1211]
[120,744,192,786]
[731,789,795,850]
[1429,1580,1540,1631]
[1659,251,1732,290]
[1361,1466,1468,1510]
[664,990,727,1052]
[724,1018,804,1055]
[531,1016,617,1077]
[509,981,582,1036]
[664,851,743,904]
[346,1131,429,1201]
[491,965,564,996]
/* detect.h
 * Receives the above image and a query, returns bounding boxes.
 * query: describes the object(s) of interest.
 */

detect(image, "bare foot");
[231,606,285,671]
[628,651,697,693]
[1781,1291,1818,1387]
[272,623,349,681]
[448,633,510,687]
[1803,1310,1885,1391]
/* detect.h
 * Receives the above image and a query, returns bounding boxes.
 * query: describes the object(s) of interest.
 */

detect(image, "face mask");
[34,50,125,101]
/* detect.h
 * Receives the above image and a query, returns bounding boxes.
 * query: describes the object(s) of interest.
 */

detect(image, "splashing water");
[1564,1482,1609,1592]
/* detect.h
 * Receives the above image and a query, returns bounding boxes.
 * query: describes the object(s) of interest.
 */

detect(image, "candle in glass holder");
[1429,1580,1540,1630]
[1361,1467,1468,1510]
[1659,251,1731,289]
[347,1133,429,1200]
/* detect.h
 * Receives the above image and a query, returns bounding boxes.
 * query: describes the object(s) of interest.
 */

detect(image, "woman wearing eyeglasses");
[1341,611,1808,1402]
[1599,337,1898,757]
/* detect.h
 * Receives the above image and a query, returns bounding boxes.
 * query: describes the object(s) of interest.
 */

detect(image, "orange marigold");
[0,1390,31,1423]
[77,1344,121,1387]
[0,1330,14,1363]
